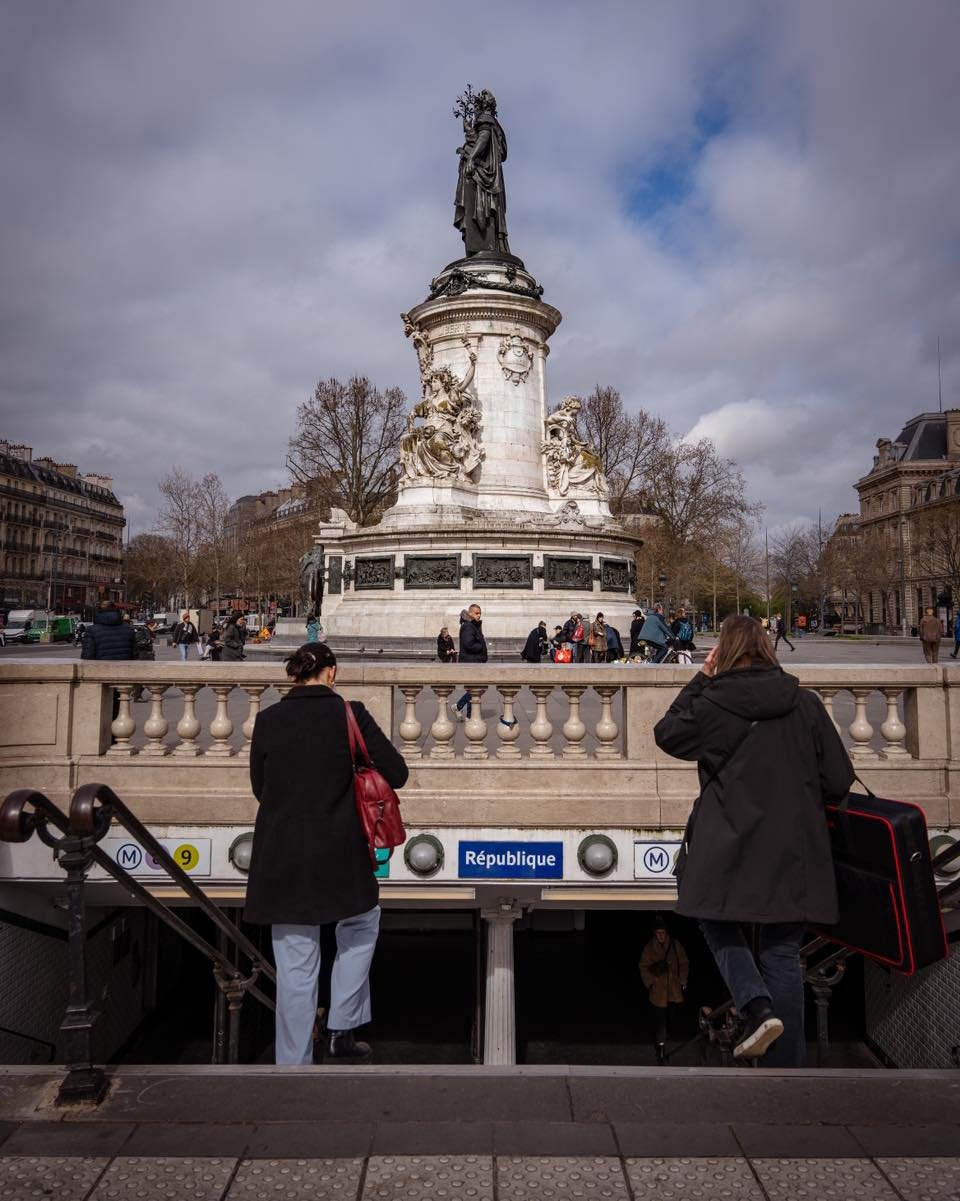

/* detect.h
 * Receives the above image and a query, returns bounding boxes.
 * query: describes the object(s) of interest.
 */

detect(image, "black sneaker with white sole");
[734,1002,784,1059]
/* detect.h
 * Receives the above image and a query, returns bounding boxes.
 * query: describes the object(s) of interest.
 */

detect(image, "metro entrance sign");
[633,841,681,880]
[101,837,212,877]
[459,841,563,880]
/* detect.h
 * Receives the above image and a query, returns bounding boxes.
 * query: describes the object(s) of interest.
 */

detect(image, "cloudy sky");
[1,1,958,533]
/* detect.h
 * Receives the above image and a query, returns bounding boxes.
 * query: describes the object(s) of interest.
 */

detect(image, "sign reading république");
[458,841,563,880]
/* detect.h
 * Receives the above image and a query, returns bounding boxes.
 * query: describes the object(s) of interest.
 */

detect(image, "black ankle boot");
[326,1028,372,1063]
[655,1042,667,1066]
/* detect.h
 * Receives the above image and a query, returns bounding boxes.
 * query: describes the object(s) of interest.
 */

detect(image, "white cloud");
[0,0,958,536]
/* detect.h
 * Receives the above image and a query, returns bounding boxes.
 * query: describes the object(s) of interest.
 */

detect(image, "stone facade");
[853,410,960,632]
[0,442,125,611]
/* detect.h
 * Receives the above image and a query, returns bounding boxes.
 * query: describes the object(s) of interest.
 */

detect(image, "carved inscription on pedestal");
[473,554,533,590]
[600,557,630,593]
[355,556,396,591]
[544,556,594,592]
[404,555,461,589]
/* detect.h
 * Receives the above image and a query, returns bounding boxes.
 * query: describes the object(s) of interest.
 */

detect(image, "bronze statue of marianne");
[454,87,511,258]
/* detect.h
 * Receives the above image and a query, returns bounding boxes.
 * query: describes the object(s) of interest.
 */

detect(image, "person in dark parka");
[244,642,408,1066]
[455,603,488,718]
[81,601,138,660]
[654,615,853,1067]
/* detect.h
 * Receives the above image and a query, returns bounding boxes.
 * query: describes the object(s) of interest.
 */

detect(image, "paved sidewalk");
[1,1066,959,1199]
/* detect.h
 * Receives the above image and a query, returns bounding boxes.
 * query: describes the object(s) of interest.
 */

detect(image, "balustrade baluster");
[848,688,879,759]
[528,686,555,758]
[141,685,169,756]
[593,686,621,759]
[429,685,456,759]
[818,688,842,736]
[108,685,137,756]
[207,685,235,757]
[275,684,293,698]
[880,688,908,757]
[463,687,488,759]
[174,685,201,756]
[398,686,423,760]
[495,686,522,759]
[561,686,588,758]
[240,686,266,757]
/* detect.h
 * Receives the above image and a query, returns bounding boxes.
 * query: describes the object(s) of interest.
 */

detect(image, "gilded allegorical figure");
[454,87,511,257]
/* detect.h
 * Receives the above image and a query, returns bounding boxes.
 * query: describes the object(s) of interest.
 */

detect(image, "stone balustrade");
[0,661,957,830]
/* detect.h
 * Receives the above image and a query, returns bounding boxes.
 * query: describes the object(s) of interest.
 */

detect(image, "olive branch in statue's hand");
[453,85,478,128]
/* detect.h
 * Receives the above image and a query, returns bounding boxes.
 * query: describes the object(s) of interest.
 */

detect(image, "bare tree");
[157,469,204,607]
[125,533,179,610]
[288,376,407,527]
[912,504,960,607]
[648,438,762,547]
[576,386,668,516]
[194,473,230,608]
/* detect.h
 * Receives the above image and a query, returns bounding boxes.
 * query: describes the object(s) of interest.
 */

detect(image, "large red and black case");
[814,785,947,974]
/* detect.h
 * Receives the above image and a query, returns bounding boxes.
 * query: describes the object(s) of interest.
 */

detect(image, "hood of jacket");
[702,665,800,721]
[93,608,122,628]
[459,609,471,624]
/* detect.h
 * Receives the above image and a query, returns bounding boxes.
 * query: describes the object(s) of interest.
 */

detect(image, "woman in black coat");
[654,616,853,1066]
[244,642,408,1065]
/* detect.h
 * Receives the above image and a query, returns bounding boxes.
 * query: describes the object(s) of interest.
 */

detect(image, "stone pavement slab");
[492,1121,617,1157]
[733,1122,865,1158]
[614,1122,741,1158]
[365,1155,493,1200]
[751,1157,901,1200]
[876,1157,960,1201]
[849,1124,960,1157]
[0,1156,109,1201]
[497,1156,630,1201]
[92,1070,572,1125]
[245,1122,374,1159]
[229,1157,363,1199]
[87,1156,236,1200]
[625,1157,766,1200]
[0,1120,135,1156]
[118,1121,254,1158]
[371,1122,493,1156]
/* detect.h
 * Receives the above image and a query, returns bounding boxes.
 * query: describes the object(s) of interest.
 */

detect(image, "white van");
[3,609,38,644]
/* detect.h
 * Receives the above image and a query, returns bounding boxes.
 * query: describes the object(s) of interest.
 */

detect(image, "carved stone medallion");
[497,333,533,385]
[473,554,533,589]
[355,556,396,590]
[544,555,594,592]
[403,554,461,589]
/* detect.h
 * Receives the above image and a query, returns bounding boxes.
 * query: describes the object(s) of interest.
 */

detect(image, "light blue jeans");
[272,905,380,1066]
[177,643,191,661]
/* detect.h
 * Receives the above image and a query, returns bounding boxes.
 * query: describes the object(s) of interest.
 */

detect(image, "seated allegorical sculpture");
[541,396,608,497]
[400,339,485,484]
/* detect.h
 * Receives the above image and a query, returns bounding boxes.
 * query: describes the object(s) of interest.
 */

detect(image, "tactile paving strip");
[0,1156,108,1201]
[364,1156,493,1199]
[497,1157,629,1200]
[626,1157,765,1199]
[751,1158,901,1200]
[89,1156,235,1200]
[875,1158,960,1201]
[230,1158,364,1199]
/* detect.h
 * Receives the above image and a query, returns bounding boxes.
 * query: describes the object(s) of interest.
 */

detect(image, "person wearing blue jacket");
[639,605,674,663]
[951,611,960,659]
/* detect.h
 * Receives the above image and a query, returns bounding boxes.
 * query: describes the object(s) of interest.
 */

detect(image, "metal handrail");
[0,786,276,1101]
[70,782,275,991]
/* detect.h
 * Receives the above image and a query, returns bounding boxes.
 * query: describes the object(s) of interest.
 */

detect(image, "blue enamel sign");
[458,841,563,880]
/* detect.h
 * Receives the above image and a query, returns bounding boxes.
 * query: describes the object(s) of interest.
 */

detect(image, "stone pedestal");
[314,254,644,638]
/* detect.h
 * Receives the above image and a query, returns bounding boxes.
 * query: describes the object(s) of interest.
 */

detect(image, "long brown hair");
[714,615,778,675]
